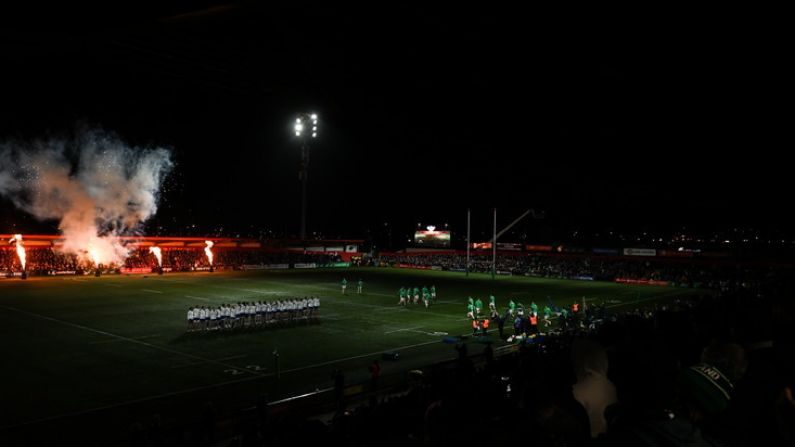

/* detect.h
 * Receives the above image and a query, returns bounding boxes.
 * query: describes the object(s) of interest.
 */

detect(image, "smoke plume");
[0,128,173,265]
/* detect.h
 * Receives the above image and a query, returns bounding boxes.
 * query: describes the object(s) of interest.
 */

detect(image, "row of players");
[465,295,578,320]
[467,296,593,338]
[186,297,321,332]
[397,285,437,307]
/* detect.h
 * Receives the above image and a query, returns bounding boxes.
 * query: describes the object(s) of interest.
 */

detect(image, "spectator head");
[700,341,747,383]
[678,363,734,421]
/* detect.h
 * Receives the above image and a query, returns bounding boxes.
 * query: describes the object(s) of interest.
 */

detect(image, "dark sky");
[0,5,787,245]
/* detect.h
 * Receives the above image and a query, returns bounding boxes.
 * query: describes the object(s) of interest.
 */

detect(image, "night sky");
[0,5,786,246]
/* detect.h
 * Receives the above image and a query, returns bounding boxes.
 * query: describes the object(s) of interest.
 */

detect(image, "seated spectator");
[571,339,617,438]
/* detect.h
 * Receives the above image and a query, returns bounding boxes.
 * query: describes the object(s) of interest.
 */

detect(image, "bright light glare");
[293,114,318,138]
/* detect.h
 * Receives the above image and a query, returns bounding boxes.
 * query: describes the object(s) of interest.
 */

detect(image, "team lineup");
[186,297,321,332]
[340,277,592,342]
[182,276,608,342]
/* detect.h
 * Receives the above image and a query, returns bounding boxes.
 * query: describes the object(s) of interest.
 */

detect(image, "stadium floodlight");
[292,112,319,240]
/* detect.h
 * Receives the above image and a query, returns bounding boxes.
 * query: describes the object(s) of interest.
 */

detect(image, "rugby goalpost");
[466,208,545,279]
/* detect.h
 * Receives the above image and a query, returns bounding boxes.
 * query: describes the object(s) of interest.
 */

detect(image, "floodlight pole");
[299,141,309,241]
[294,112,317,241]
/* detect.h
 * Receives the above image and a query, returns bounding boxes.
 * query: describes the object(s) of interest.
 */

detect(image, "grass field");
[0,267,705,443]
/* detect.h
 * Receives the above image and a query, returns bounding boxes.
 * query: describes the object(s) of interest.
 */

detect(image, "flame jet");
[9,234,26,271]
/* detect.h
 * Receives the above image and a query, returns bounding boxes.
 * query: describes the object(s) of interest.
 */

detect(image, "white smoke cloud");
[0,128,173,265]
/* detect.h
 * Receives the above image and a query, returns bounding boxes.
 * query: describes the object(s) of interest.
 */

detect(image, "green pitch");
[0,267,704,442]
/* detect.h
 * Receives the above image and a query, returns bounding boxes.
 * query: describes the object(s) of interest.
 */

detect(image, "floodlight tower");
[293,113,318,241]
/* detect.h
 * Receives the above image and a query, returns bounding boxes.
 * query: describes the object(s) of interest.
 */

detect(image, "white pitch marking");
[171,354,248,369]
[278,338,450,376]
[0,305,264,376]
[384,325,425,334]
[0,375,265,431]
[605,289,691,309]
[0,329,468,431]
[185,295,210,301]
[141,289,163,294]
[90,334,161,345]
[238,288,285,295]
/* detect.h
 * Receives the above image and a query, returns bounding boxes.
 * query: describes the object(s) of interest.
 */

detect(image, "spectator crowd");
[1,247,343,275]
[377,253,774,291]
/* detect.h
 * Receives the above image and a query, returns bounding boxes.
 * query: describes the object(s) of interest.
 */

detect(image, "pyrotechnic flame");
[88,244,100,267]
[204,240,214,266]
[9,234,26,271]
[149,246,162,267]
